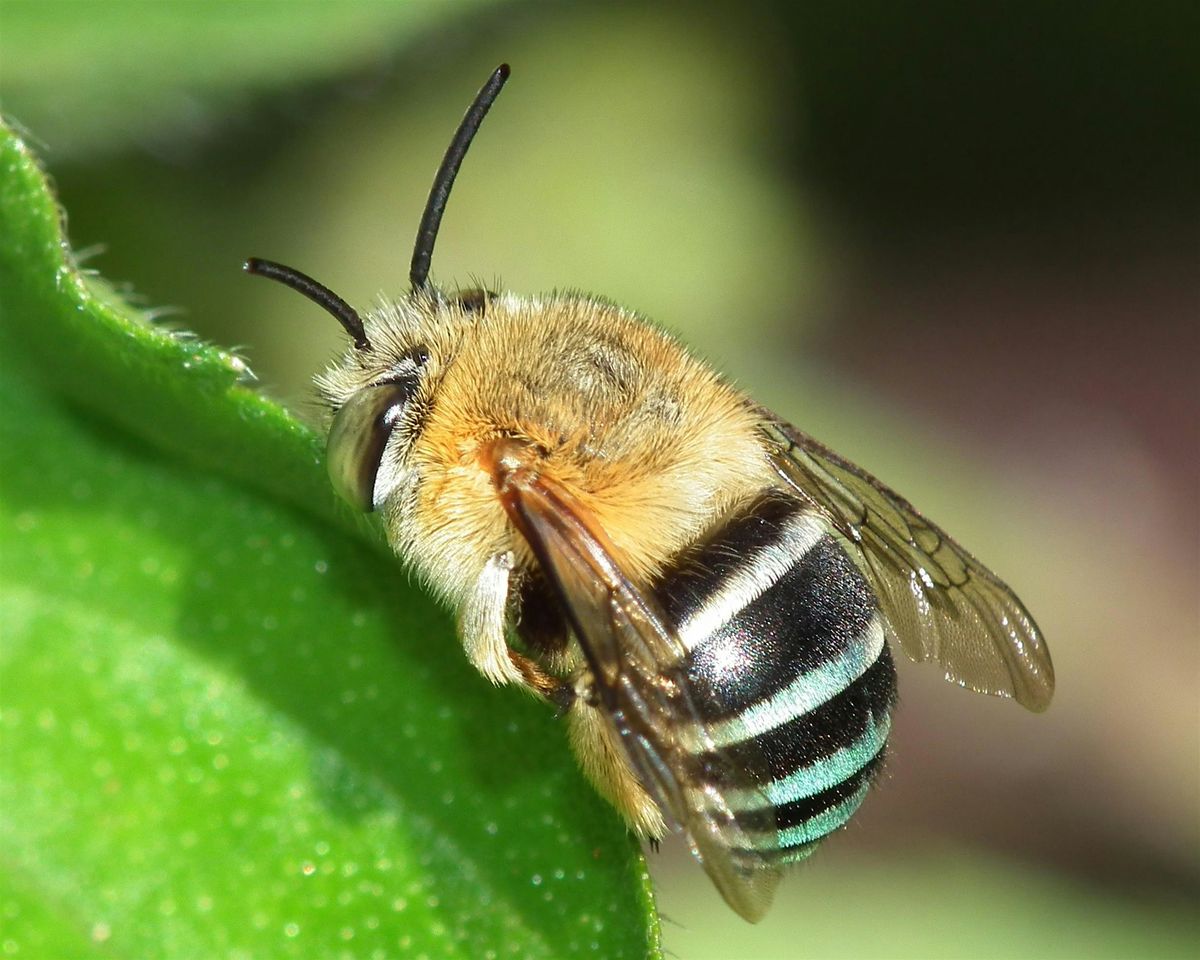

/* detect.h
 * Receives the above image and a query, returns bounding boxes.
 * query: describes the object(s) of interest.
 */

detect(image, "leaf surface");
[0,121,660,959]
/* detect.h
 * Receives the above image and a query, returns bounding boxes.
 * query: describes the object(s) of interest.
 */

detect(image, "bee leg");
[506,649,576,712]
[460,553,576,705]
[459,551,526,687]
[567,696,667,840]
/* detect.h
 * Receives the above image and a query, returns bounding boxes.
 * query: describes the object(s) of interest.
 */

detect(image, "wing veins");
[758,412,1054,711]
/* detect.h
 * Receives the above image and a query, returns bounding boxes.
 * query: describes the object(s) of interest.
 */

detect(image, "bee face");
[245,65,1054,923]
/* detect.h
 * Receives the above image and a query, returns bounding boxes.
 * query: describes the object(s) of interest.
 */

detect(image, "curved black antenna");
[409,63,510,292]
[244,257,370,350]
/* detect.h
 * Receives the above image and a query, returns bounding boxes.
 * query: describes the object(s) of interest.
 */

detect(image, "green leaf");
[0,123,339,532]
[0,122,660,957]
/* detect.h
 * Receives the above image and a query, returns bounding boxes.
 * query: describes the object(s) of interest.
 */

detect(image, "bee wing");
[498,466,781,922]
[757,413,1054,711]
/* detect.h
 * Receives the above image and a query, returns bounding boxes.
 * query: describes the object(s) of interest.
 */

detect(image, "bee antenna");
[243,257,371,351]
[409,63,511,292]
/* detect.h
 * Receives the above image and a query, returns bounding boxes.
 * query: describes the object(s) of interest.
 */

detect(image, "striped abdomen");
[658,493,897,866]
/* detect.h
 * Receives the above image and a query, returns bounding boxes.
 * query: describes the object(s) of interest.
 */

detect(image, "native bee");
[245,64,1054,922]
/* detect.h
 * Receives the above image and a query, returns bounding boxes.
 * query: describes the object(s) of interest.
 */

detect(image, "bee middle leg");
[507,567,667,838]
[506,648,575,711]
[566,694,667,841]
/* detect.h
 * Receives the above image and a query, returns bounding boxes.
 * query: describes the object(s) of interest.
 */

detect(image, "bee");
[244,64,1054,922]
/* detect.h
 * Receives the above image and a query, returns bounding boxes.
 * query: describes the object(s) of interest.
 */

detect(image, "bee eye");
[326,378,419,512]
[455,288,494,313]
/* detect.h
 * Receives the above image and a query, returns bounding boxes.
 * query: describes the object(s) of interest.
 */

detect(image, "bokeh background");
[4,2,1197,957]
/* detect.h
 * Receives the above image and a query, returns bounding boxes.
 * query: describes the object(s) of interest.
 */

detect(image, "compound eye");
[326,379,417,512]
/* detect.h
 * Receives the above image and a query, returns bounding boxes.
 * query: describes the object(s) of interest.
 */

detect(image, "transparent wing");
[758,413,1054,712]
[497,464,781,922]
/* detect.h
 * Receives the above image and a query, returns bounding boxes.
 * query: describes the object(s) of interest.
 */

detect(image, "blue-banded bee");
[245,64,1054,922]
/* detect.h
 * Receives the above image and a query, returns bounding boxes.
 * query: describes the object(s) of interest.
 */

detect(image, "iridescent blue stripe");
[777,778,872,847]
[768,711,890,805]
[702,615,885,749]
[775,841,818,865]
[733,779,873,853]
[727,711,891,812]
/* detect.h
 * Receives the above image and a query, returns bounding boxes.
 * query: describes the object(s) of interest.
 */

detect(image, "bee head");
[243,65,510,513]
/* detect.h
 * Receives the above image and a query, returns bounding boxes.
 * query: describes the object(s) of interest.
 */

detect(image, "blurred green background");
[3,1,1197,957]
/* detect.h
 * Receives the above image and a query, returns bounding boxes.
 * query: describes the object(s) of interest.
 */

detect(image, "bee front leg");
[459,551,526,687]
[459,552,575,709]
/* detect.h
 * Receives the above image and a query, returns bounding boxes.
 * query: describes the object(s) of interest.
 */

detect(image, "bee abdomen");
[658,493,898,864]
